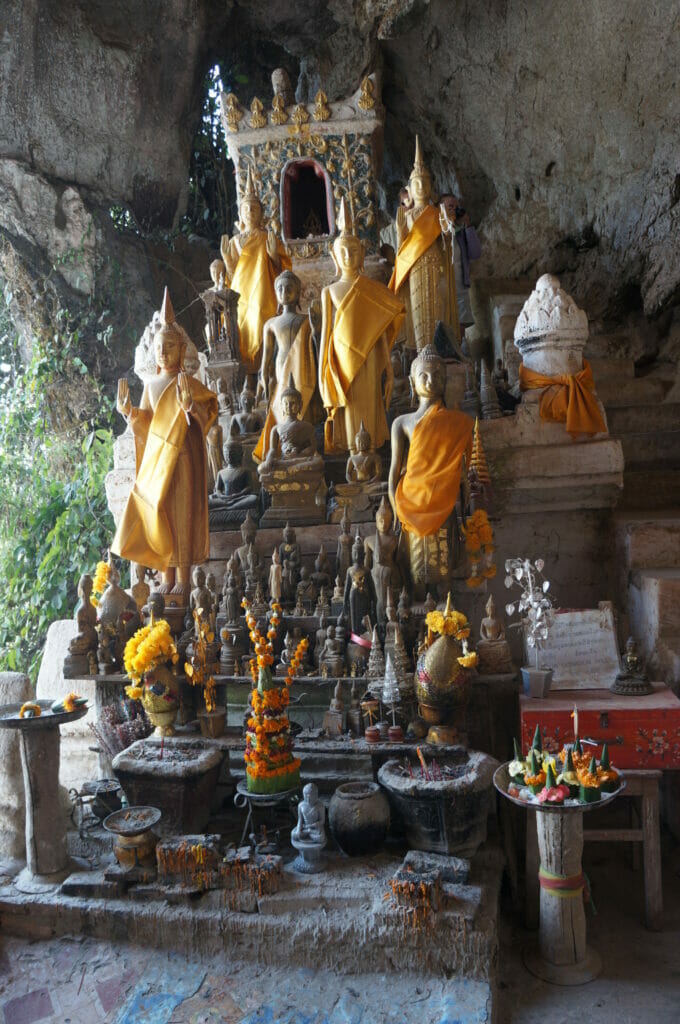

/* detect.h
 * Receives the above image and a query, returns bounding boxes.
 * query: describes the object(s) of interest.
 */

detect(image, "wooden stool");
[526,769,662,931]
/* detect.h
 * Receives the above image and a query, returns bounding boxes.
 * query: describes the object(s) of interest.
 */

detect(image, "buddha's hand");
[439,203,454,234]
[220,233,230,265]
[308,301,321,339]
[266,229,279,260]
[255,374,267,404]
[117,378,131,418]
[177,371,194,419]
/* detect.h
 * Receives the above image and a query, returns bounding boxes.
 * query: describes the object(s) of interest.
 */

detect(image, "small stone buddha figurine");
[64,574,99,678]
[330,422,386,523]
[223,570,241,626]
[206,571,219,629]
[129,563,150,613]
[323,679,345,737]
[295,565,315,614]
[244,543,263,602]
[346,422,383,487]
[389,344,474,599]
[319,625,346,679]
[477,595,514,675]
[389,346,413,413]
[612,636,653,695]
[343,534,377,640]
[319,197,404,454]
[112,288,218,600]
[253,269,321,463]
[336,507,353,583]
[268,548,283,604]
[332,574,344,605]
[189,566,213,623]
[258,376,326,525]
[364,496,401,625]
[290,782,326,873]
[347,680,363,736]
[208,439,259,526]
[279,523,302,586]
[276,631,296,676]
[389,136,461,351]
[230,380,265,440]
[220,168,291,374]
[315,587,331,618]
[234,511,259,574]
[201,259,240,360]
[311,544,332,598]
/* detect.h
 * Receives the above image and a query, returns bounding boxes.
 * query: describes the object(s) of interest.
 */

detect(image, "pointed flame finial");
[411,134,430,178]
[160,287,175,326]
[243,166,259,199]
[336,195,353,237]
[444,592,453,616]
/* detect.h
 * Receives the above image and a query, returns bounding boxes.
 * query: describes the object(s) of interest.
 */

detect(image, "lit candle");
[572,705,579,739]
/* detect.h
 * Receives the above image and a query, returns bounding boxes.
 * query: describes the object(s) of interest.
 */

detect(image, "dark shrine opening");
[282,159,333,241]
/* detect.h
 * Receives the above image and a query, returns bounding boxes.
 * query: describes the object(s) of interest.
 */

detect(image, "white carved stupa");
[514,273,588,377]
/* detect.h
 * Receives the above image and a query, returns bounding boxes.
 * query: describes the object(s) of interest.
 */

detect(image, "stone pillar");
[20,727,67,878]
[0,672,32,866]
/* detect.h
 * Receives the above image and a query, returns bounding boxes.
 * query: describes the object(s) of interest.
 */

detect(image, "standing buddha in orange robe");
[389,136,460,352]
[112,289,218,600]
[319,198,405,454]
[221,168,291,374]
[389,343,474,599]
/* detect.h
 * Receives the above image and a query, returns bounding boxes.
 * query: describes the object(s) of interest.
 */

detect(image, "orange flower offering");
[243,598,302,795]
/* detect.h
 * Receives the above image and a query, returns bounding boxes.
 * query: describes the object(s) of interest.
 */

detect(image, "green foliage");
[0,297,116,681]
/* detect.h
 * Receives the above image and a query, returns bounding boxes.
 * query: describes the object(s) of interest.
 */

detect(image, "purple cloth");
[455,226,482,288]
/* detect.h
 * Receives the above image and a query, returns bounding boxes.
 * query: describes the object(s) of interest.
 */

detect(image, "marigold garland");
[462,509,495,588]
[123,619,178,686]
[90,559,111,607]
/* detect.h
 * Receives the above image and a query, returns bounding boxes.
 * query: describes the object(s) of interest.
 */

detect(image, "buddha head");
[239,379,256,414]
[239,168,264,230]
[376,496,393,534]
[283,522,296,544]
[410,343,446,401]
[275,269,301,309]
[340,506,351,535]
[485,594,497,619]
[206,571,217,592]
[354,420,372,454]
[280,373,303,420]
[241,511,257,544]
[224,440,244,467]
[332,196,364,276]
[154,288,188,373]
[192,566,206,588]
[408,136,434,205]
[78,573,93,601]
[210,259,226,289]
[315,545,327,571]
[352,533,365,565]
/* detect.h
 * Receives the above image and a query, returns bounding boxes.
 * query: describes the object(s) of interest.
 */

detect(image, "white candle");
[573,705,579,739]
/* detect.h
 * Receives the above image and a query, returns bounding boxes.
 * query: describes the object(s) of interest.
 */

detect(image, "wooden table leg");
[523,810,602,985]
[525,809,539,929]
[642,781,663,931]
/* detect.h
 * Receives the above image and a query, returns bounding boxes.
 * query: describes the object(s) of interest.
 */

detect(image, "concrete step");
[620,469,680,510]
[589,355,635,381]
[620,430,680,469]
[607,403,680,436]
[597,376,672,408]
[615,514,680,572]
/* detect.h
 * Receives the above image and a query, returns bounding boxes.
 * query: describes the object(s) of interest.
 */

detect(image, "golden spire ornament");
[160,286,175,325]
[412,134,430,178]
[243,166,259,200]
[336,195,354,237]
[313,90,331,121]
[249,97,266,129]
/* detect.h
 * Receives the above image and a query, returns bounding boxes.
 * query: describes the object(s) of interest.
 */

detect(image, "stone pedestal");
[259,462,327,527]
[0,673,33,866]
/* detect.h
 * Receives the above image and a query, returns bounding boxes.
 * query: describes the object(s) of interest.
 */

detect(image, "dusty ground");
[0,843,678,1024]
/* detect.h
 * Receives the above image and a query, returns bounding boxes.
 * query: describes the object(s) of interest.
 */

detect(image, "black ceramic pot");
[328,781,390,856]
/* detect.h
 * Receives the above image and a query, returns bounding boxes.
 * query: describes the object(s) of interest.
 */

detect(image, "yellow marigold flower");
[457,652,478,668]
[125,684,144,701]
[482,565,497,579]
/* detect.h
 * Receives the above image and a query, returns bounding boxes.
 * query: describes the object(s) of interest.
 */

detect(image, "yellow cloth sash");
[112,377,217,571]
[253,320,318,462]
[230,234,292,368]
[389,205,442,295]
[519,360,606,438]
[395,402,473,537]
[320,275,404,411]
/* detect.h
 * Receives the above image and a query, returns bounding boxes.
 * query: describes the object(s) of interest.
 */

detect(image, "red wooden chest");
[520,683,680,770]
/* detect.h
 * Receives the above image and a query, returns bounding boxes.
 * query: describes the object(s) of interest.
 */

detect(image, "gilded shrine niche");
[220,73,386,301]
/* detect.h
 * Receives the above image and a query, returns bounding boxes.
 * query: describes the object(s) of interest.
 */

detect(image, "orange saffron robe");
[519,360,607,438]
[112,377,218,571]
[395,402,474,537]
[227,233,292,369]
[320,274,404,453]
[388,204,442,295]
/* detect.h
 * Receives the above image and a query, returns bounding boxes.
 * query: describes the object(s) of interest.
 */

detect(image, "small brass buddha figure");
[220,168,291,373]
[64,574,99,678]
[388,344,474,599]
[612,636,653,696]
[477,595,514,675]
[201,259,239,360]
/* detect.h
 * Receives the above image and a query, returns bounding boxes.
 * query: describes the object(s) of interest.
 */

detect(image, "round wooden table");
[494,762,625,985]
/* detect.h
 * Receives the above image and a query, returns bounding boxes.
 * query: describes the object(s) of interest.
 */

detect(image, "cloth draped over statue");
[388,204,460,347]
[320,275,404,453]
[395,402,474,537]
[226,233,291,370]
[253,319,320,462]
[518,360,607,438]
[112,378,218,571]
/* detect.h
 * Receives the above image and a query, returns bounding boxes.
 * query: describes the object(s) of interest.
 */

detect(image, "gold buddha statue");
[220,168,291,374]
[112,288,218,598]
[253,269,321,462]
[389,136,461,351]
[319,197,404,454]
[388,344,474,599]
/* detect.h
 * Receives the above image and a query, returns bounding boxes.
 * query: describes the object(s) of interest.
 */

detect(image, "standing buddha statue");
[319,198,404,454]
[253,269,321,462]
[220,168,291,374]
[389,136,460,351]
[388,344,474,599]
[112,288,218,599]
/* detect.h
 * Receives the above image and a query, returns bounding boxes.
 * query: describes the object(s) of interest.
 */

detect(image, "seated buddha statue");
[477,595,514,675]
[258,375,326,526]
[329,421,387,523]
[389,344,474,600]
[230,380,264,441]
[208,439,259,527]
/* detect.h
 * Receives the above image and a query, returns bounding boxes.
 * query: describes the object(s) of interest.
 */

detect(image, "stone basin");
[112,738,224,833]
[377,750,498,858]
